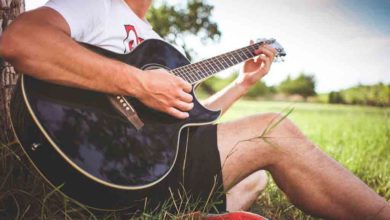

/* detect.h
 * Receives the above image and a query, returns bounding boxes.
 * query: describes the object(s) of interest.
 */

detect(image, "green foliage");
[328,83,390,107]
[246,81,271,98]
[147,0,221,60]
[328,91,344,104]
[342,83,389,107]
[278,73,316,99]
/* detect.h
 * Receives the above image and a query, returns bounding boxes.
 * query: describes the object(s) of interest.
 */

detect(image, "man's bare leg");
[218,113,390,219]
[226,170,268,211]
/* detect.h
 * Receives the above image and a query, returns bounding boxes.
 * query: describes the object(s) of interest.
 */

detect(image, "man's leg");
[226,170,268,211]
[217,113,390,219]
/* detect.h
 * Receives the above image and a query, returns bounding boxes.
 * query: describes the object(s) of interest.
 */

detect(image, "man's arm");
[0,7,193,119]
[203,42,277,114]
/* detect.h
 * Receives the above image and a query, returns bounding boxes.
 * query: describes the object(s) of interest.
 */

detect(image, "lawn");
[221,101,390,219]
[1,101,389,219]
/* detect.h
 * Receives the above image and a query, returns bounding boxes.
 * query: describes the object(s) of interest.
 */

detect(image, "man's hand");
[236,40,277,90]
[135,69,194,119]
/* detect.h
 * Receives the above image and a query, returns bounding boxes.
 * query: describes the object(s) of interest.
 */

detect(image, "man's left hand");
[236,40,277,90]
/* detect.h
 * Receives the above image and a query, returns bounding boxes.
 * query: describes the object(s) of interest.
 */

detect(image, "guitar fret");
[192,64,203,79]
[228,53,237,64]
[207,58,222,73]
[222,54,234,66]
[238,50,247,60]
[244,48,254,58]
[192,64,203,77]
[218,57,229,68]
[192,65,205,80]
[201,62,213,77]
[175,69,192,83]
[189,69,199,82]
[206,59,218,73]
[214,59,224,70]
[229,52,240,64]
[235,50,247,61]
[202,62,214,75]
[214,60,224,72]
[172,69,183,78]
[179,66,196,82]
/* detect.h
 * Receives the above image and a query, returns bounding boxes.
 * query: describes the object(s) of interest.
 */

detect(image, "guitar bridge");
[107,95,144,130]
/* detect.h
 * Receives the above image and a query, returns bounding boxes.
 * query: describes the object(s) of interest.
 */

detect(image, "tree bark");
[0,0,24,144]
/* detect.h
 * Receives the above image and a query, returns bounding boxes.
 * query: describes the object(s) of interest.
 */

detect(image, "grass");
[1,101,389,219]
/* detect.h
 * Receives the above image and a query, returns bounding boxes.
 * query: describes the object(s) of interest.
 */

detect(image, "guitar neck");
[171,42,263,84]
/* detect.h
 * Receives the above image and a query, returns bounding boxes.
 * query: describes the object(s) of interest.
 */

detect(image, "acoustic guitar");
[10,38,285,210]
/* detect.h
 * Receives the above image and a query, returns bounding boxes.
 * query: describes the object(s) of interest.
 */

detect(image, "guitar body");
[10,39,221,210]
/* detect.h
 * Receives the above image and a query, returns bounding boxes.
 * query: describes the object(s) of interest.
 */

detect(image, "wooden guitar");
[10,39,285,210]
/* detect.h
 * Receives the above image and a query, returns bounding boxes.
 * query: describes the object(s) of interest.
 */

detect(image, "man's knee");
[259,112,304,138]
[251,112,315,158]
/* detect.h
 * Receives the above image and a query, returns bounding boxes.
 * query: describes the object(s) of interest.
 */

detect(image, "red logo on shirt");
[123,25,144,53]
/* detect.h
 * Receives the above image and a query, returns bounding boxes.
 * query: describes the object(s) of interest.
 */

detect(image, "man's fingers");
[174,100,194,111]
[263,44,277,56]
[178,79,192,93]
[255,46,275,60]
[179,91,193,103]
[166,107,189,119]
[258,54,271,70]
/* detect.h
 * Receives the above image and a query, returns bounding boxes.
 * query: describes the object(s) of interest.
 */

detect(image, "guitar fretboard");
[171,42,263,84]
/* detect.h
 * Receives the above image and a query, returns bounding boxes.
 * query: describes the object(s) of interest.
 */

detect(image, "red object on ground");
[205,211,268,220]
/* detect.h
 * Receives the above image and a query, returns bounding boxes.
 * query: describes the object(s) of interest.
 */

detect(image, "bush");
[329,91,345,104]
[278,73,316,99]
[328,83,390,107]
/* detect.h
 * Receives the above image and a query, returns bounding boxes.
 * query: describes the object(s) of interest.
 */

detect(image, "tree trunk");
[0,0,24,144]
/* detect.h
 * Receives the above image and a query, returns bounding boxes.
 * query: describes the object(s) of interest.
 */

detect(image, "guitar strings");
[171,42,266,84]
[174,39,286,84]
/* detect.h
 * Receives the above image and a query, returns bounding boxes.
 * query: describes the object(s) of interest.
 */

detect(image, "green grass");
[1,101,389,219]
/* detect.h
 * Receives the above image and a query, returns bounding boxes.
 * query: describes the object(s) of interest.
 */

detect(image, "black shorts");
[182,124,226,212]
[141,124,226,213]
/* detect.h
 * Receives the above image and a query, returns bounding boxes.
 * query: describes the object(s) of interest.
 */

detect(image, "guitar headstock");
[257,38,286,62]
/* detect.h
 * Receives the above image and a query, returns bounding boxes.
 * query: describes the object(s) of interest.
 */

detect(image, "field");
[1,101,389,219]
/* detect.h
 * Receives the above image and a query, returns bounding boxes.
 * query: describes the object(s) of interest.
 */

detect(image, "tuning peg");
[266,38,276,44]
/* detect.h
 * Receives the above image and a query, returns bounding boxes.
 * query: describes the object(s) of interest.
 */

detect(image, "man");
[1,0,389,219]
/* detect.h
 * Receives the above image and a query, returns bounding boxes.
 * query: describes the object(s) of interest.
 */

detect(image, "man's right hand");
[133,69,194,119]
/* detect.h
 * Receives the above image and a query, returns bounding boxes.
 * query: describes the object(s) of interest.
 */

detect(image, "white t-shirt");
[45,0,162,54]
